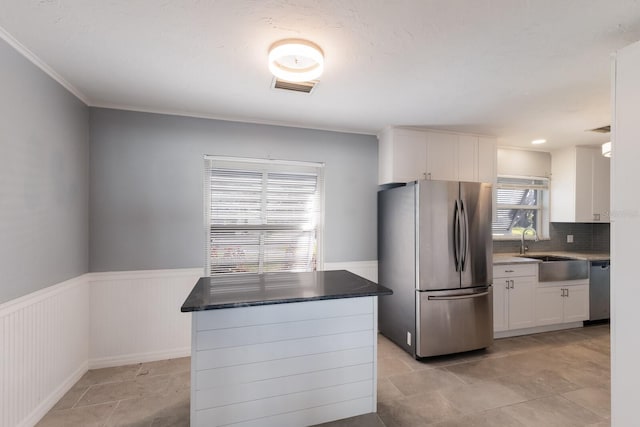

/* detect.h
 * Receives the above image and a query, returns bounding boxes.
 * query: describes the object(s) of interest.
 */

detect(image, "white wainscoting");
[323,260,378,283]
[190,297,378,427]
[87,268,203,368]
[87,262,377,368]
[0,275,89,427]
[1,261,379,427]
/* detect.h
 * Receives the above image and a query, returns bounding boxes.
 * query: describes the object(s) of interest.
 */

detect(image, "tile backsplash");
[493,222,610,254]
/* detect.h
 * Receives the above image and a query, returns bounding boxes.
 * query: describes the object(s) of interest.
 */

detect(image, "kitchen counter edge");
[181,270,393,312]
[493,251,610,265]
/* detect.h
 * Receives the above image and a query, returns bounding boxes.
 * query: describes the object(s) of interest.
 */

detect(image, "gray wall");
[0,38,89,304]
[497,148,551,177]
[89,108,378,272]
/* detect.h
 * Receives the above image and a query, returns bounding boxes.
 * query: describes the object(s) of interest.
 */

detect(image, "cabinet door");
[550,148,578,222]
[493,278,509,332]
[425,132,458,181]
[574,147,594,222]
[535,286,564,326]
[389,128,428,183]
[508,276,537,329]
[458,135,477,182]
[477,137,497,184]
[592,152,611,222]
[563,284,590,322]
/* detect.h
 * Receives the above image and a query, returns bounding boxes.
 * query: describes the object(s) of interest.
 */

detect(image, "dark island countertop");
[181,270,393,312]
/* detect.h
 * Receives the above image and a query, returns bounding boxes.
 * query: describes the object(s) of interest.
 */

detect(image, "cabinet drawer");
[493,263,537,278]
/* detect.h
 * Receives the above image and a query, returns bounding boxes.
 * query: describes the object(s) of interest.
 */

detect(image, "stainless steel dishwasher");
[589,260,610,321]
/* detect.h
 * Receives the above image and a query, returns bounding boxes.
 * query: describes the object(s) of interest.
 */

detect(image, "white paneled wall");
[1,261,378,426]
[87,268,202,368]
[0,276,89,427]
[191,297,378,427]
[87,263,376,368]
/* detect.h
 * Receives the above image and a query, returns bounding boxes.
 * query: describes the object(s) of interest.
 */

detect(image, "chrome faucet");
[520,227,539,255]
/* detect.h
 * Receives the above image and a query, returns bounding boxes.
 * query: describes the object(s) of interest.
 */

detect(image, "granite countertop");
[493,251,610,265]
[181,270,393,312]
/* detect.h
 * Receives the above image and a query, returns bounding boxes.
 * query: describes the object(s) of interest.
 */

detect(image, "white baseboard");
[494,321,584,339]
[0,275,89,427]
[89,347,191,369]
[18,362,88,427]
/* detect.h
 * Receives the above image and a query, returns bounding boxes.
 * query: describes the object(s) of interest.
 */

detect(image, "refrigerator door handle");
[427,291,490,301]
[459,199,469,271]
[453,199,461,272]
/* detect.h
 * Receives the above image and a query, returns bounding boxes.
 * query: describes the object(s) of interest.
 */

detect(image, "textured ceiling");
[2,0,640,149]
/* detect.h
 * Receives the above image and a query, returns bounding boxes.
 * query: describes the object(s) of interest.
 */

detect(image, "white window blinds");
[493,175,549,238]
[204,156,324,275]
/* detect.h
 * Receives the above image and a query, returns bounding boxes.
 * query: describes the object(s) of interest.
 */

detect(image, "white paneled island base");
[181,271,391,427]
[190,296,378,427]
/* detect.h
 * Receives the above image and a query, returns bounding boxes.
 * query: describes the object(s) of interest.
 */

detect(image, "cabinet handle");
[427,172,432,180]
[505,280,510,289]
[593,213,600,221]
[505,269,514,273]
[566,288,570,297]
[422,172,427,180]
[510,280,515,289]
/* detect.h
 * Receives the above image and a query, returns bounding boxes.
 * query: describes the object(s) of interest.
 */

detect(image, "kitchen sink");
[518,254,588,282]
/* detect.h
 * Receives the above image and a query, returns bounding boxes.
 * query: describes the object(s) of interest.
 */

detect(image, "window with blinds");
[204,156,324,275]
[493,175,549,239]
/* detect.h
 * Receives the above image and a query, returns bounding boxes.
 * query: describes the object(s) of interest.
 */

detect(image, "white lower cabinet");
[535,283,590,326]
[494,263,590,335]
[493,264,537,333]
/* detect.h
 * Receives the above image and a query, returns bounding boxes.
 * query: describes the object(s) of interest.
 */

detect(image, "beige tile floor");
[38,324,610,427]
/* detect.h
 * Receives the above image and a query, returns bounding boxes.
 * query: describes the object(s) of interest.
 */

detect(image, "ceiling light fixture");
[531,139,547,145]
[602,141,612,158]
[268,39,324,83]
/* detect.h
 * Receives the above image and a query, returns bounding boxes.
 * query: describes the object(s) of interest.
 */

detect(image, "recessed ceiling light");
[531,139,547,145]
[268,39,324,83]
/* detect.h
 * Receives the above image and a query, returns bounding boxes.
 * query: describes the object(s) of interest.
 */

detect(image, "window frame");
[492,174,550,240]
[204,155,325,276]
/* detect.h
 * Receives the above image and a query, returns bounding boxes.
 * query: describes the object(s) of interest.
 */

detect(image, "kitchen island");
[181,270,392,427]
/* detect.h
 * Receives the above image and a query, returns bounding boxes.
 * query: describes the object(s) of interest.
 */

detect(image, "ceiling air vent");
[272,78,317,94]
[588,125,611,133]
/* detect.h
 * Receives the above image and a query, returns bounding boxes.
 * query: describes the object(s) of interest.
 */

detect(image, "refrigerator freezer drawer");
[417,287,493,357]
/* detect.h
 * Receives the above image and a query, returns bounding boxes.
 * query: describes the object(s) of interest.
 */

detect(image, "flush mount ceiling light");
[531,139,547,145]
[602,141,612,157]
[268,39,324,83]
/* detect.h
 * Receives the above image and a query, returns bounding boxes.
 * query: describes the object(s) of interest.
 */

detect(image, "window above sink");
[493,175,550,240]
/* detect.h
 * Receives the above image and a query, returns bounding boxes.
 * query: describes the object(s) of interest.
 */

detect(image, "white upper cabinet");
[378,127,497,185]
[425,131,458,181]
[550,146,610,222]
[457,134,478,182]
[591,150,611,222]
[478,137,498,183]
[378,127,427,184]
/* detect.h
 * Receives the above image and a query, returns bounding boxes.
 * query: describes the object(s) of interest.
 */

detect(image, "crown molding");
[0,24,90,105]
[90,102,376,136]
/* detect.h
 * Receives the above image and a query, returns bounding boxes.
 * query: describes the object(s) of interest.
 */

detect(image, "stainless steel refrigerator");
[378,180,493,358]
